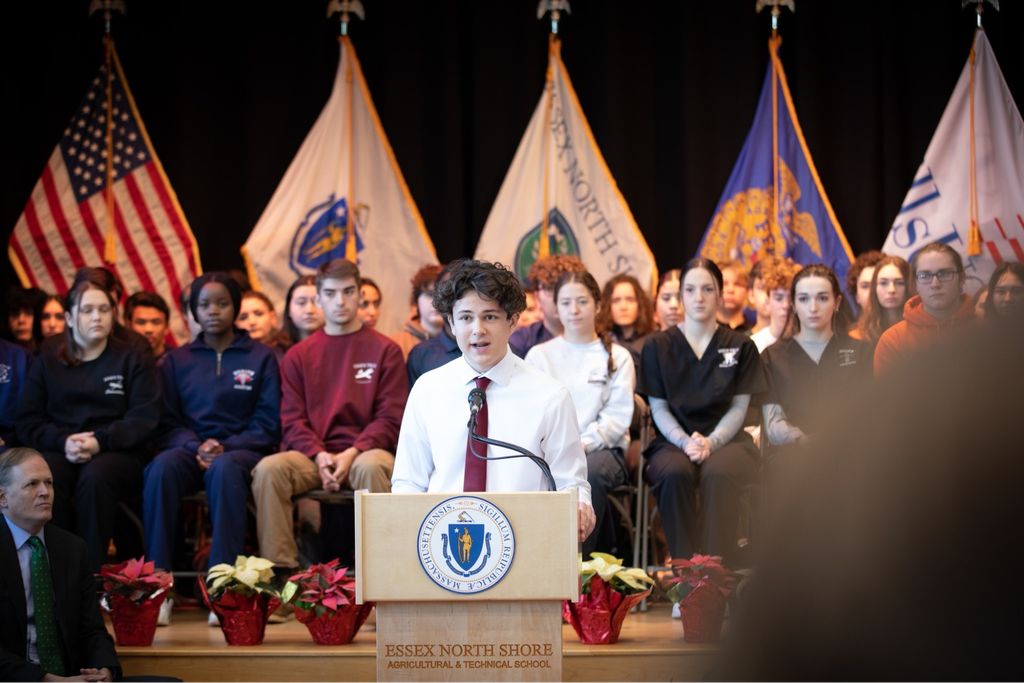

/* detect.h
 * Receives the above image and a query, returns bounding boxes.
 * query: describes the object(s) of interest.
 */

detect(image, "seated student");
[508,255,587,358]
[751,259,801,353]
[716,260,753,334]
[639,258,767,567]
[252,259,407,577]
[760,265,872,482]
[847,250,885,320]
[653,269,683,331]
[358,278,382,329]
[237,291,292,360]
[983,261,1024,323]
[392,259,596,540]
[850,255,910,345]
[598,273,656,368]
[748,257,779,335]
[0,339,33,453]
[15,269,160,574]
[517,288,542,329]
[391,264,446,360]
[526,271,633,556]
[406,268,461,388]
[178,285,203,342]
[4,287,46,355]
[126,291,171,363]
[145,273,280,626]
[874,243,977,374]
[40,294,66,338]
[282,274,326,345]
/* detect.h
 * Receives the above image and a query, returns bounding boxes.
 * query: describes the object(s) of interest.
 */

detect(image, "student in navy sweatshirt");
[144,273,281,592]
[0,338,33,452]
[15,269,161,574]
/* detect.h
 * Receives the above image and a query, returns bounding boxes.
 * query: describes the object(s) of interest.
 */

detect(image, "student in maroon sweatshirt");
[15,270,160,574]
[251,258,408,575]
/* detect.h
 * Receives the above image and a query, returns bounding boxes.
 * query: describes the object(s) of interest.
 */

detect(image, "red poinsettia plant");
[665,554,741,604]
[97,556,173,605]
[281,559,355,616]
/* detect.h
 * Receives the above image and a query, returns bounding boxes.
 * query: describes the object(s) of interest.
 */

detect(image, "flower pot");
[294,602,375,645]
[103,592,166,647]
[678,583,726,644]
[562,576,652,645]
[199,576,280,646]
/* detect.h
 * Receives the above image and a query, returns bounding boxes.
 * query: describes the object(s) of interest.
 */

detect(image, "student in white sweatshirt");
[526,270,634,557]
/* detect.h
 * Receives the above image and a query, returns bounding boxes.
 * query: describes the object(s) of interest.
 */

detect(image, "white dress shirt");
[4,516,45,665]
[392,346,592,505]
[525,337,634,454]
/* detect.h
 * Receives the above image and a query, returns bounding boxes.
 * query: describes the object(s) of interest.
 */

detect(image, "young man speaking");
[392,259,596,542]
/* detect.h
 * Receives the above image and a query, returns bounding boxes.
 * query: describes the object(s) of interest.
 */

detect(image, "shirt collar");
[456,344,517,388]
[4,515,45,550]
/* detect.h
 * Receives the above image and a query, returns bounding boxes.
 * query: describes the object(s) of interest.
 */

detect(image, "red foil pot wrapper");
[294,602,375,645]
[199,579,281,646]
[104,591,166,647]
[562,576,651,645]
[678,582,726,644]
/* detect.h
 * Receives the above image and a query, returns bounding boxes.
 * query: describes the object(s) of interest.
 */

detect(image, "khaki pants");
[251,449,394,567]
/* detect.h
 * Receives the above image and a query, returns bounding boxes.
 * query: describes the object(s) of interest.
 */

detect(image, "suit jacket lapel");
[0,520,28,639]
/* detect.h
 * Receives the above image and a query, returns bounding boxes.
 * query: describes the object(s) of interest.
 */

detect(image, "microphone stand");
[468,413,557,492]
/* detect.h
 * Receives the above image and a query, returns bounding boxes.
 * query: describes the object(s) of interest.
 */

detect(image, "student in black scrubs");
[760,265,872,490]
[639,258,767,566]
[15,269,161,574]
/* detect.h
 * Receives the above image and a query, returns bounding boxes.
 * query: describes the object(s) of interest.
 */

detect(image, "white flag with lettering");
[243,38,436,336]
[474,38,656,291]
[883,31,1024,295]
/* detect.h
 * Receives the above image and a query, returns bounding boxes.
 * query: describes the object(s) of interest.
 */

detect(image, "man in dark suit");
[1,447,120,682]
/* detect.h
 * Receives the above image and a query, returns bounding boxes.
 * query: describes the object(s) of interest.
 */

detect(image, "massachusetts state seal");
[417,496,516,595]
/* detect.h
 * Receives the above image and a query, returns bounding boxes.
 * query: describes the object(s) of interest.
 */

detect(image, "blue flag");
[699,37,853,292]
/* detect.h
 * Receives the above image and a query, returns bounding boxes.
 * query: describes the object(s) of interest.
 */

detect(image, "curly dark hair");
[433,259,526,320]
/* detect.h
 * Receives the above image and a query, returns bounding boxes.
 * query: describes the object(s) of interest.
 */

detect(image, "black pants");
[645,436,757,565]
[42,450,144,575]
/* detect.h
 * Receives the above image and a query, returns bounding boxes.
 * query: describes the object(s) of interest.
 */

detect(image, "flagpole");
[89,0,125,265]
[757,1,793,251]
[536,2,570,260]
[328,1,365,262]
[963,1,999,257]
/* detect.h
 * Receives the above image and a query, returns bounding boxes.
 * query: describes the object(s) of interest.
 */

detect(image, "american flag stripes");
[7,40,201,346]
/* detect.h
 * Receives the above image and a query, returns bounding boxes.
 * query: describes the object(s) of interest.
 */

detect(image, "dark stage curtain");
[2,0,1022,306]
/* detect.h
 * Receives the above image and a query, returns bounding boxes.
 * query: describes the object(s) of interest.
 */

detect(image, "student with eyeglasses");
[874,242,977,374]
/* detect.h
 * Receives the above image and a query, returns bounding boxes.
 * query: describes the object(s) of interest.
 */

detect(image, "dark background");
[3,0,1022,308]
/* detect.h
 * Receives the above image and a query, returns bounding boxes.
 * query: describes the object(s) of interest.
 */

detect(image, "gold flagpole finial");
[537,0,571,35]
[756,0,795,35]
[327,0,365,37]
[962,0,999,29]
[88,0,126,35]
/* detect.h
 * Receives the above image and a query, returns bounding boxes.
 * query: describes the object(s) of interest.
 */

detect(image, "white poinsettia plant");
[205,555,279,600]
[581,552,655,596]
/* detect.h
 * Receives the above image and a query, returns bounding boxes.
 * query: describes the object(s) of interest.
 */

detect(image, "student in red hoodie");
[251,259,407,578]
[874,242,977,374]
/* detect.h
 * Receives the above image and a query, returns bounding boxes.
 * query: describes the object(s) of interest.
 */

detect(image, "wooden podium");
[355,490,580,682]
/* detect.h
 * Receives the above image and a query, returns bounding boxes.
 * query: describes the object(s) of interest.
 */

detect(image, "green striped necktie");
[27,536,64,675]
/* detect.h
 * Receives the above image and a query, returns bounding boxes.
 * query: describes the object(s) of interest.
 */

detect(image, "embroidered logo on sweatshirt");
[838,349,858,367]
[353,362,376,384]
[0,363,9,384]
[233,369,255,390]
[718,348,739,368]
[104,374,125,396]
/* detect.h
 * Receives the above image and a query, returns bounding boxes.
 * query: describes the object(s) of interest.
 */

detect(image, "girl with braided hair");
[525,270,634,557]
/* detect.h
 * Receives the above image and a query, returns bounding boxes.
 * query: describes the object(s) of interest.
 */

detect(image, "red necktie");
[464,376,491,491]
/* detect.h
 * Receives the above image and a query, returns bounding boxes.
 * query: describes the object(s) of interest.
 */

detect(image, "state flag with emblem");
[698,36,853,292]
[243,37,436,337]
[474,36,656,292]
[8,37,201,346]
[882,30,1023,296]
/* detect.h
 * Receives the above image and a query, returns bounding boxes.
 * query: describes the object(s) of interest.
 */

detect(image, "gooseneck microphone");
[466,386,556,492]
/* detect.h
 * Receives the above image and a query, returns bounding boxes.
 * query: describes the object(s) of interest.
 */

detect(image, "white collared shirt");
[392,346,592,505]
[4,516,45,665]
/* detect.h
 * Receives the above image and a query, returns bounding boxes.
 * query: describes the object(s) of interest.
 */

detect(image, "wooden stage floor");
[113,604,721,681]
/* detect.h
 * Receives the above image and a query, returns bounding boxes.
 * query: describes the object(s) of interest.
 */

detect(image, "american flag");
[7,40,201,346]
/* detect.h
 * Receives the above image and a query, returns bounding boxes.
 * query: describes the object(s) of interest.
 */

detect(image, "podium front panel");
[356,491,579,602]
